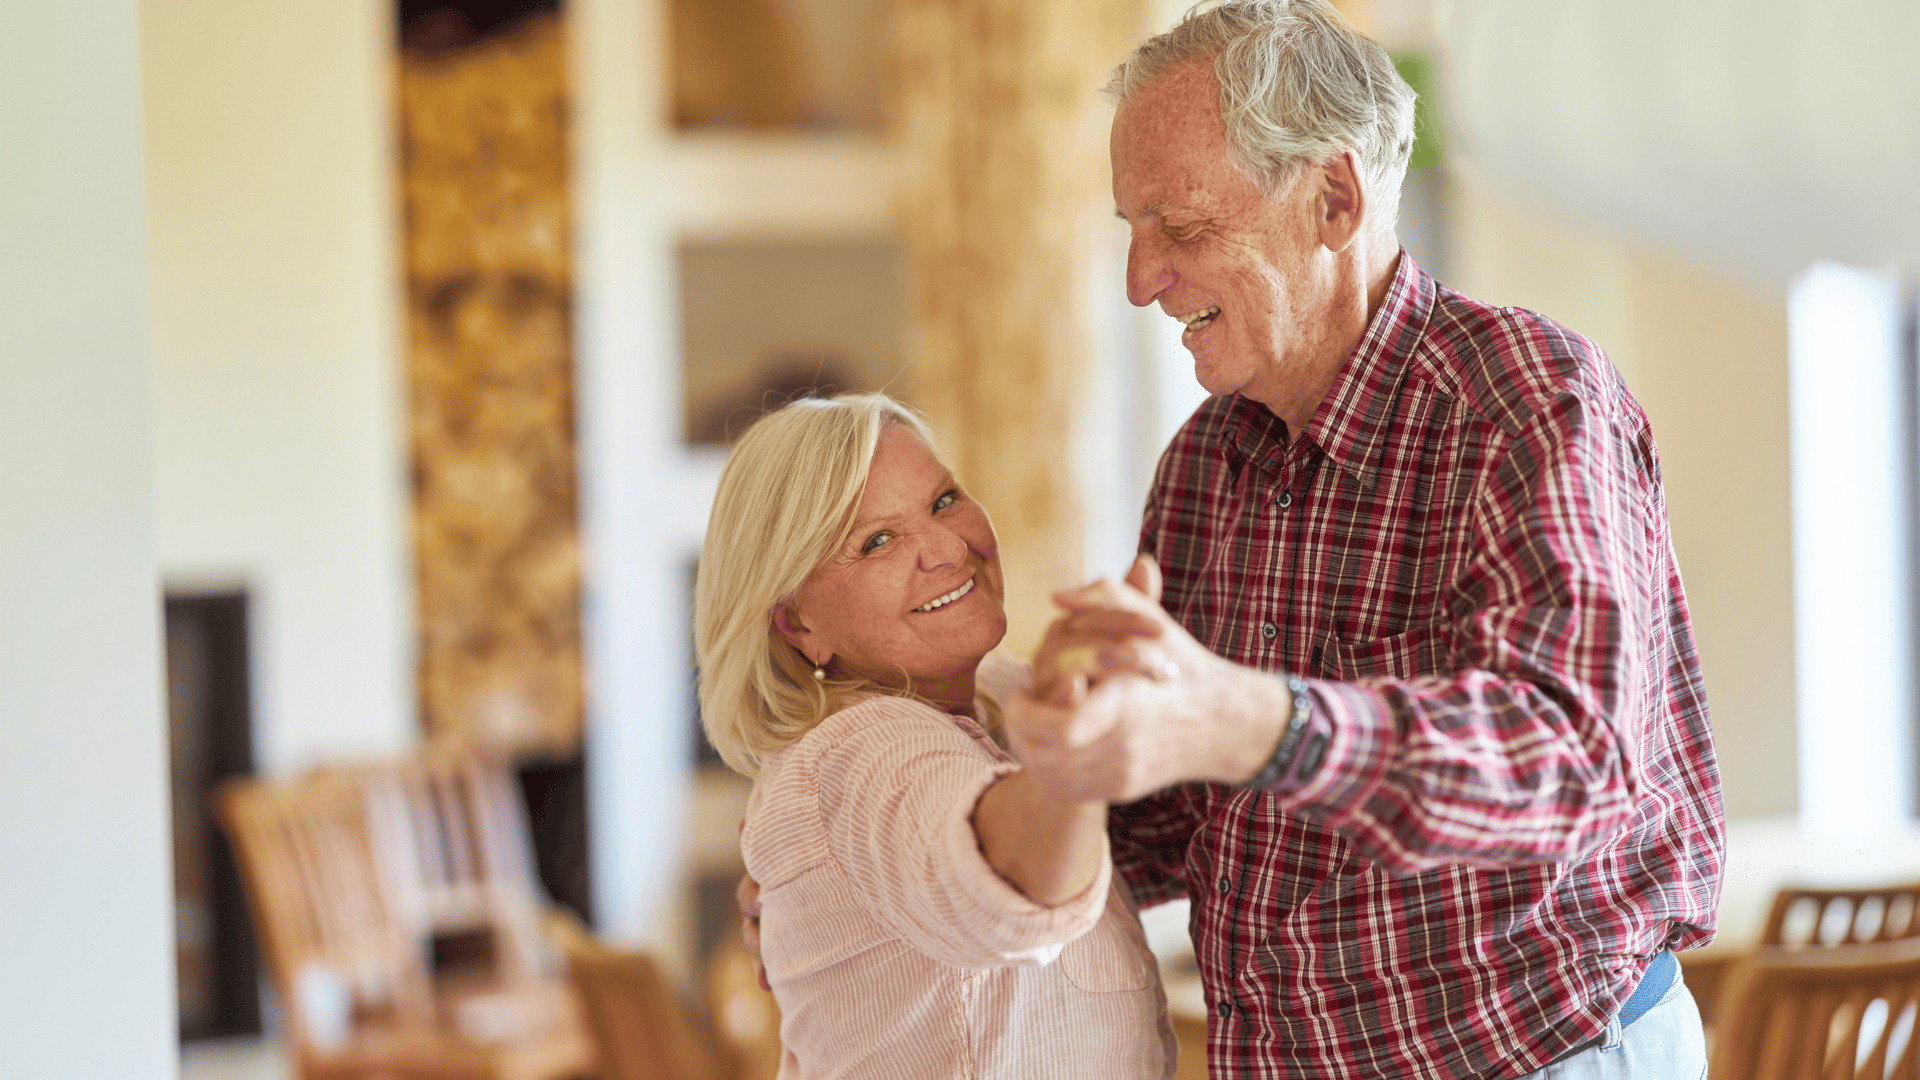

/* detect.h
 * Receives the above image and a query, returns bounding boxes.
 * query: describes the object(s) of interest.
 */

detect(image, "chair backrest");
[705,936,784,1080]
[217,771,436,1055]
[1764,883,1920,948]
[1711,938,1920,1080]
[355,745,551,987]
[549,915,723,1080]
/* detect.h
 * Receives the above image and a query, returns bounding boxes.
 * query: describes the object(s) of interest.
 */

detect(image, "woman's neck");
[903,661,981,716]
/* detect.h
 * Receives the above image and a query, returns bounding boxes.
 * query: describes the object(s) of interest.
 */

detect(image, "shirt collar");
[1219,251,1436,491]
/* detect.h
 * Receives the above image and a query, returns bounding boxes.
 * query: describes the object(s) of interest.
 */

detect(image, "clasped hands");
[738,555,1279,984]
[1011,553,1263,804]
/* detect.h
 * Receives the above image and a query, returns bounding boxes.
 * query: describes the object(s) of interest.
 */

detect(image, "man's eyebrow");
[1113,202,1169,221]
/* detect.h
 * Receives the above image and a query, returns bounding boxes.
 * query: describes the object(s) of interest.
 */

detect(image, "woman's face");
[778,425,1007,708]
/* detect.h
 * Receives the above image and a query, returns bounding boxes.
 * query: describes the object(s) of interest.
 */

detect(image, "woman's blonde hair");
[694,393,947,777]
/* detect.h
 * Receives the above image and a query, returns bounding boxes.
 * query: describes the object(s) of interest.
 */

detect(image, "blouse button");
[1260,622,1279,642]
[1277,490,1294,508]
[1217,1000,1234,1018]
[1217,875,1232,893]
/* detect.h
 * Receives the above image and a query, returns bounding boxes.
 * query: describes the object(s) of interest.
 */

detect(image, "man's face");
[1112,60,1329,405]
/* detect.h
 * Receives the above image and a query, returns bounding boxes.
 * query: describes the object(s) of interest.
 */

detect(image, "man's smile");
[1172,304,1220,330]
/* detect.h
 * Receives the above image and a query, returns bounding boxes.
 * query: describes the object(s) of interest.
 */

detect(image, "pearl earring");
[812,665,826,682]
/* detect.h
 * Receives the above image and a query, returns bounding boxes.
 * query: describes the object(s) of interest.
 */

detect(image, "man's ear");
[772,602,820,663]
[1315,150,1367,253]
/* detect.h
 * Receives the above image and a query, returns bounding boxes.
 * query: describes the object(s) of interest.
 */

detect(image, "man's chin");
[1191,358,1245,399]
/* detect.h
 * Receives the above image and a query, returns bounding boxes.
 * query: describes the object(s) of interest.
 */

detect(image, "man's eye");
[933,489,959,512]
[861,531,893,553]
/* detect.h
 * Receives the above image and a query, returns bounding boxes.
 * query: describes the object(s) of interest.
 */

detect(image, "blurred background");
[3,0,1919,1077]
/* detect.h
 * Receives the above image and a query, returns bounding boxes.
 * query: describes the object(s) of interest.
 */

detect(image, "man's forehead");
[1116,60,1220,137]
[1112,61,1234,214]
[1113,131,1232,219]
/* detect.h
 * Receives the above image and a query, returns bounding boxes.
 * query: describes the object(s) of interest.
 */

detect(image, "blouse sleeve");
[810,698,1111,969]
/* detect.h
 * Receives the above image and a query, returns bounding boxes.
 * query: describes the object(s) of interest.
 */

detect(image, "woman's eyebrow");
[844,473,958,534]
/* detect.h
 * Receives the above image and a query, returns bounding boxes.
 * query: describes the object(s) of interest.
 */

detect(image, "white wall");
[0,1,177,1075]
[1448,0,1920,287]
[142,0,415,775]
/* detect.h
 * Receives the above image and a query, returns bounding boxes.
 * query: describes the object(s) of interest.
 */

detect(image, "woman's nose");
[917,523,968,571]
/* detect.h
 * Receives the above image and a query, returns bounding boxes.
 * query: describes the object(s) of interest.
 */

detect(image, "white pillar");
[0,1,177,1075]
[570,0,693,943]
[1788,261,1914,827]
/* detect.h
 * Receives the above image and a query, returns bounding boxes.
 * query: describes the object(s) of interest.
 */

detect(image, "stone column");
[399,15,586,754]
[893,0,1146,652]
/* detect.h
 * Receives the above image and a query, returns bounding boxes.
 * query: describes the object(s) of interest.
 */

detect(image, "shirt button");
[1217,1000,1233,1018]
[1260,622,1278,641]
[1217,875,1232,893]
[1277,490,1294,508]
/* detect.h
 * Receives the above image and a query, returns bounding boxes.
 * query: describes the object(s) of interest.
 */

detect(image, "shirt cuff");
[1266,679,1395,822]
[947,762,1114,964]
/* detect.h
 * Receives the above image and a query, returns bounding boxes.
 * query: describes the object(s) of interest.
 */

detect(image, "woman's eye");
[932,490,959,512]
[861,531,893,554]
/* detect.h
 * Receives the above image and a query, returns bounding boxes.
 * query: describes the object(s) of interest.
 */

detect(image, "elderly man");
[1010,1,1725,1078]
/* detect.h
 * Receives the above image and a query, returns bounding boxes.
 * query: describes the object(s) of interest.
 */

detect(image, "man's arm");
[1011,392,1662,876]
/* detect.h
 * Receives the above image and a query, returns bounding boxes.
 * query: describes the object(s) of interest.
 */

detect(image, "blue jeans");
[1512,967,1708,1080]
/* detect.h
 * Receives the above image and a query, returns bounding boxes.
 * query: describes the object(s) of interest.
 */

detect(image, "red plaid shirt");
[1113,255,1725,1079]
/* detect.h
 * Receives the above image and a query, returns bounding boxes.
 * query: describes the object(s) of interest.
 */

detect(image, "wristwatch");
[1235,673,1313,792]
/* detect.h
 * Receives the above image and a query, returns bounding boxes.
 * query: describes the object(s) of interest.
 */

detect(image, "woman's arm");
[973,773,1106,906]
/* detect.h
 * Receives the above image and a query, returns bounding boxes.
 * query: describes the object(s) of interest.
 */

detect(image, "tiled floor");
[179,1037,289,1080]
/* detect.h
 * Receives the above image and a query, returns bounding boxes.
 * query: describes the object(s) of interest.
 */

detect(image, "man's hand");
[1010,554,1292,803]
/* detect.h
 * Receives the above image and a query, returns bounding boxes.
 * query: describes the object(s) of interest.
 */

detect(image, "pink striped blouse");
[742,693,1176,1079]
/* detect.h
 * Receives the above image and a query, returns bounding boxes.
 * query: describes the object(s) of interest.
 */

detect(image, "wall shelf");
[666,131,895,241]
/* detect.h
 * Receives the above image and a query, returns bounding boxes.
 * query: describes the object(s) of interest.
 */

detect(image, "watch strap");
[1236,673,1313,792]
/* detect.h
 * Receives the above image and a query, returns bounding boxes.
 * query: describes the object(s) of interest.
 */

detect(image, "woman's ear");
[772,602,819,663]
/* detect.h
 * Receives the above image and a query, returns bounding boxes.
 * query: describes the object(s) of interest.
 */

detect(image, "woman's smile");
[913,577,975,613]
[779,424,1008,709]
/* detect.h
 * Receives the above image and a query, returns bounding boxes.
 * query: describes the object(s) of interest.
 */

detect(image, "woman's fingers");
[1054,606,1163,640]
[1125,553,1163,603]
[736,873,769,991]
[1033,638,1175,702]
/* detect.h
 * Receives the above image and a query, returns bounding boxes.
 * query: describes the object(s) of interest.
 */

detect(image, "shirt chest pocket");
[1327,618,1453,681]
[1060,885,1155,993]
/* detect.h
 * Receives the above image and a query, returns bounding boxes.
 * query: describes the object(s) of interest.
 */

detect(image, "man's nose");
[1126,233,1173,308]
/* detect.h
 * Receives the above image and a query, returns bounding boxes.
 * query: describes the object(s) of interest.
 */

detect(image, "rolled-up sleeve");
[811,699,1112,969]
[1265,390,1656,876]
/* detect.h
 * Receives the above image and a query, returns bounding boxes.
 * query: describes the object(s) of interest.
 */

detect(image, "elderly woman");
[694,393,1174,1079]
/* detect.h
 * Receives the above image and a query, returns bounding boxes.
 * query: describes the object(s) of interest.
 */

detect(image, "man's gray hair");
[1108,0,1417,231]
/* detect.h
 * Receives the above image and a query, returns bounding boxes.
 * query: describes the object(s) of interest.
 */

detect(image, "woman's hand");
[1029,555,1174,702]
[737,870,769,991]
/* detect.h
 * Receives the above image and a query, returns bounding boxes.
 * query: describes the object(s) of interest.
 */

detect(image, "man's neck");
[1262,238,1401,437]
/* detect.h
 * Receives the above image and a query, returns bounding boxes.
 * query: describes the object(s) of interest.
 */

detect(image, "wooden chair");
[219,752,594,1080]
[705,936,784,1080]
[1710,937,1920,1080]
[1765,883,1920,949]
[546,912,724,1080]
[1687,880,1920,1028]
[355,746,581,1046]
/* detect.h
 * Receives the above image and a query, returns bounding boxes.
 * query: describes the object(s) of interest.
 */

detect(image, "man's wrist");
[1233,673,1316,792]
